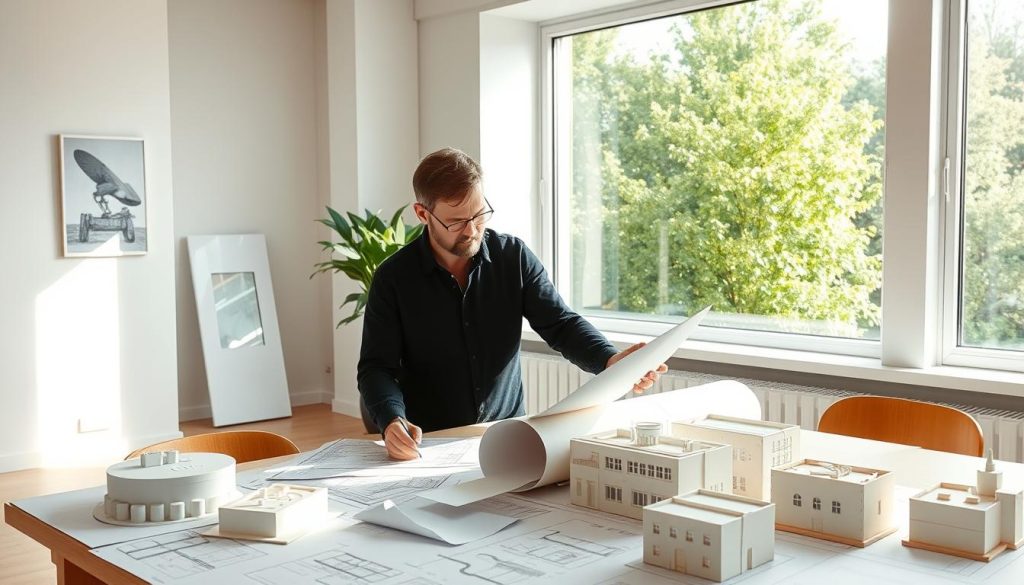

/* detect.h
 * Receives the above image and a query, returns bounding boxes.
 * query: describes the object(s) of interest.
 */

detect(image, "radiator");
[521,352,1024,463]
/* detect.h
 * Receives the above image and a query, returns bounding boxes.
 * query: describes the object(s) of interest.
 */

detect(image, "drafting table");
[6,426,1024,585]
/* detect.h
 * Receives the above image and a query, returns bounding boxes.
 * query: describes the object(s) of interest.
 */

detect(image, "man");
[358,148,666,460]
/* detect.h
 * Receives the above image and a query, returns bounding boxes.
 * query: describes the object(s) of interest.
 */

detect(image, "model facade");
[903,451,1024,561]
[643,489,775,582]
[570,423,732,520]
[96,451,240,525]
[771,459,895,547]
[673,415,800,500]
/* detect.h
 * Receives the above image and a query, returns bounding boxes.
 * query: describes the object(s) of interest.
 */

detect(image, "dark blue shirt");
[357,228,617,433]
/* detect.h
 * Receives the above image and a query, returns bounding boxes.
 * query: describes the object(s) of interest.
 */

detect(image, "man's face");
[417,185,488,258]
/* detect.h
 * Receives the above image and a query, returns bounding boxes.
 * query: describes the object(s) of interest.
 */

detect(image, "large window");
[957,0,1024,353]
[543,0,1024,372]
[552,0,887,349]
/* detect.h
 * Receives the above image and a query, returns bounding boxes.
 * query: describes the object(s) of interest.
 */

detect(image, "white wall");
[168,0,334,420]
[480,13,540,249]
[324,0,420,416]
[418,10,482,158]
[0,0,180,471]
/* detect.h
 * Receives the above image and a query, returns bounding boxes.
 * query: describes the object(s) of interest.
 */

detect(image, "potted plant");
[313,206,423,326]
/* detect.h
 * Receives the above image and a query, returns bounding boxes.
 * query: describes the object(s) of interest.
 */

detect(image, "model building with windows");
[570,422,732,520]
[771,459,895,547]
[673,415,800,500]
[643,489,775,582]
[903,451,1023,561]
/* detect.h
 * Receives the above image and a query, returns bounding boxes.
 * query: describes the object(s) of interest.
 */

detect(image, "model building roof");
[576,429,725,458]
[649,490,771,525]
[777,459,888,485]
[913,483,1000,511]
[684,415,794,436]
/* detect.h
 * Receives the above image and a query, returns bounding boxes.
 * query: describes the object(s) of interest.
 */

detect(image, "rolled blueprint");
[421,380,760,506]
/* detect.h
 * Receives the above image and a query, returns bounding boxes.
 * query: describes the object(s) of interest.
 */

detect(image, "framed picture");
[59,135,148,257]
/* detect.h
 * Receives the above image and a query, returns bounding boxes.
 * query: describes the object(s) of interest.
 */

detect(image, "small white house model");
[903,451,1024,561]
[771,459,895,547]
[570,422,732,520]
[643,489,775,582]
[672,415,800,500]
[216,484,327,541]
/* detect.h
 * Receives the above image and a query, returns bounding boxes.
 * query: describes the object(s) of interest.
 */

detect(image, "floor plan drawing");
[269,438,480,481]
[420,519,640,584]
[247,548,409,585]
[113,529,265,581]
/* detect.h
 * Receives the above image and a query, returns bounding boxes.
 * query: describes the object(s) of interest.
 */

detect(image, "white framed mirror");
[187,234,291,426]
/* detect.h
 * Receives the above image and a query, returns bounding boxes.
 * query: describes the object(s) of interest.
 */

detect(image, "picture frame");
[187,234,292,426]
[59,134,148,257]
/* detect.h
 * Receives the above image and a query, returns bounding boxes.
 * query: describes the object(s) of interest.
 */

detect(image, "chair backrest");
[126,430,300,464]
[817,395,984,457]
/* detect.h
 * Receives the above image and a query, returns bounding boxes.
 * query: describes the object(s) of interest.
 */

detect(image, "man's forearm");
[357,369,406,432]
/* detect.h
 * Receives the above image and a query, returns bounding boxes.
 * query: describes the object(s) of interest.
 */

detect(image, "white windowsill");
[521,328,1024,400]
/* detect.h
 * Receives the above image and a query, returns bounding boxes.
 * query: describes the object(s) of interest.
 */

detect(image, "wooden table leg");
[52,551,105,585]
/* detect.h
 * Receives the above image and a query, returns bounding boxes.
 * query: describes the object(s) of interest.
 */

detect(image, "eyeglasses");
[425,199,494,233]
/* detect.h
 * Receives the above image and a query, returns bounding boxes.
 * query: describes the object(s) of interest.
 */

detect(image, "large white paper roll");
[421,380,760,506]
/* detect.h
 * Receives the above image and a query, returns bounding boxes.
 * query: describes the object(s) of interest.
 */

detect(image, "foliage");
[570,0,882,335]
[313,206,423,326]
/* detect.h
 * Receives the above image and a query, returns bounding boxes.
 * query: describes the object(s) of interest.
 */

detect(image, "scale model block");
[570,422,732,520]
[672,415,800,500]
[903,451,1024,561]
[94,451,240,526]
[218,484,328,539]
[643,489,775,582]
[771,458,895,547]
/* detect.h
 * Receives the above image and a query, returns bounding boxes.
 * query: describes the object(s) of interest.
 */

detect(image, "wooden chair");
[126,430,300,464]
[817,395,984,457]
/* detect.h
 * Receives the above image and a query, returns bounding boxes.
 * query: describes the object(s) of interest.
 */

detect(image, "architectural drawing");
[672,415,800,500]
[422,519,639,584]
[569,423,732,519]
[270,438,479,481]
[113,529,264,580]
[771,458,895,547]
[247,549,410,585]
[903,451,1024,561]
[643,489,775,582]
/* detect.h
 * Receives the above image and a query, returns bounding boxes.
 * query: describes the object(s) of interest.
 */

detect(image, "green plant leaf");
[326,207,352,242]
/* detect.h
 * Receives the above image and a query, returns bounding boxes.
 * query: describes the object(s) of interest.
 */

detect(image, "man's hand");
[606,342,669,394]
[383,417,423,460]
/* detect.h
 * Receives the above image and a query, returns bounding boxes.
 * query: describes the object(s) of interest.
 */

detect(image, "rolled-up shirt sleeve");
[356,267,406,432]
[520,245,617,374]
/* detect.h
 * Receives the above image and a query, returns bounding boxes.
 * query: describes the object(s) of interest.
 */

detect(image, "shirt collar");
[416,226,492,275]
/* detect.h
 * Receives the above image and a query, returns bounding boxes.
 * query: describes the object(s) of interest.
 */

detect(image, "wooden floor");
[0,404,364,585]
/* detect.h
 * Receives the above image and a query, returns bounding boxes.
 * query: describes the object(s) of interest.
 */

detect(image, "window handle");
[943,157,951,203]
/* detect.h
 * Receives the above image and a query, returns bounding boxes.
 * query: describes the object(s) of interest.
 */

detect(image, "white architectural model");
[643,489,775,582]
[216,483,327,542]
[771,459,895,547]
[95,451,240,525]
[570,423,732,520]
[672,415,800,500]
[903,451,1024,561]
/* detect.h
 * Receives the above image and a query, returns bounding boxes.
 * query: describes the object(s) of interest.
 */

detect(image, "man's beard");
[449,233,482,257]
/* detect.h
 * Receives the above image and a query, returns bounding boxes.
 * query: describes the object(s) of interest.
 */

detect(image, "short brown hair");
[412,148,482,209]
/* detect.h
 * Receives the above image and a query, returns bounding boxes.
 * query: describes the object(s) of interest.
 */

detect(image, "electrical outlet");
[77,416,109,433]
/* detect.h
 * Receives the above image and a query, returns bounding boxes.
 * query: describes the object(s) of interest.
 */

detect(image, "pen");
[397,418,421,458]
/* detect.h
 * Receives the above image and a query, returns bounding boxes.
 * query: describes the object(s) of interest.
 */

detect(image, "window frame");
[537,0,1024,373]
[939,0,1024,372]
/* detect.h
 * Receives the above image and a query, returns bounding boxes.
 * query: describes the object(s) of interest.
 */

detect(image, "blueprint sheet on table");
[92,484,1024,585]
